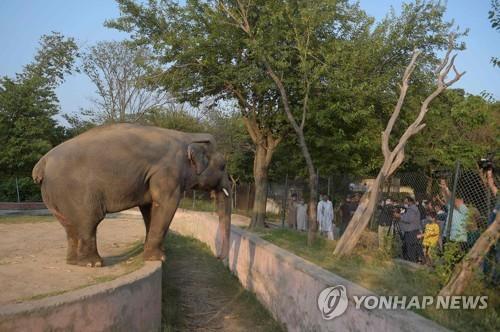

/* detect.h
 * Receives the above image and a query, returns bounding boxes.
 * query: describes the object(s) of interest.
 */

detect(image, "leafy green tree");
[489,0,500,67]
[204,109,254,183]
[0,32,78,178]
[142,103,253,183]
[265,1,467,181]
[407,90,500,170]
[108,0,289,227]
[144,104,207,133]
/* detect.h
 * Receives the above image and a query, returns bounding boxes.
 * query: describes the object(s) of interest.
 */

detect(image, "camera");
[477,157,494,171]
[393,205,407,214]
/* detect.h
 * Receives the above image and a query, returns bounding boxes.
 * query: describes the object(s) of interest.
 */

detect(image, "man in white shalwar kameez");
[317,195,334,240]
[296,199,308,231]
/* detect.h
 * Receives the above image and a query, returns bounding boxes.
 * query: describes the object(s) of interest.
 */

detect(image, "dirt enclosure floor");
[0,209,250,306]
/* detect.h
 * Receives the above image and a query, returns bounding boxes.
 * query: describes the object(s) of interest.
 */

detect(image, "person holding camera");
[393,196,424,263]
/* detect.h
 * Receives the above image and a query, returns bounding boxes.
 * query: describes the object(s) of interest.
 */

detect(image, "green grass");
[0,215,55,224]
[253,228,500,332]
[161,233,284,332]
[179,197,216,212]
[178,197,252,218]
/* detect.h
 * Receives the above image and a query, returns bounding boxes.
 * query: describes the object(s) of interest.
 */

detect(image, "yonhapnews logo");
[317,285,349,320]
[317,285,488,320]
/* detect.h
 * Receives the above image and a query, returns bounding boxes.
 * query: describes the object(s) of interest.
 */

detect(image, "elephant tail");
[32,157,47,184]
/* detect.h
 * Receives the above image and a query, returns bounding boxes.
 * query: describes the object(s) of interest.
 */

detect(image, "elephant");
[32,123,231,267]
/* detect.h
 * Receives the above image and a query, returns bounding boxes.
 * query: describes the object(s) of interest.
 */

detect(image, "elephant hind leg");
[139,203,152,239]
[54,205,104,267]
[49,207,78,265]
[76,219,104,267]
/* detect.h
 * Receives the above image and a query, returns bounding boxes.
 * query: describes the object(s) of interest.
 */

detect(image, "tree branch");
[381,49,421,158]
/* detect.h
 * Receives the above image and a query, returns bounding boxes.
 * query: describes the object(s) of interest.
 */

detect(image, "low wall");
[0,202,46,210]
[0,262,162,332]
[170,212,447,332]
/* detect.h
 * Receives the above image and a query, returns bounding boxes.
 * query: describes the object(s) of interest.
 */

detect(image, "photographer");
[393,196,424,263]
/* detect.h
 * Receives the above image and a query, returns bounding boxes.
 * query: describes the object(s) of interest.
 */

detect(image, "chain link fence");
[250,164,498,285]
[177,162,498,284]
[370,165,498,283]
[3,163,498,284]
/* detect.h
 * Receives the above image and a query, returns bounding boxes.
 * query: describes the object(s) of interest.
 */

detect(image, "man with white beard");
[318,194,334,240]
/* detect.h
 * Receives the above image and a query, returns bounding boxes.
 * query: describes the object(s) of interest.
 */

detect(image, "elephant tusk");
[222,188,229,197]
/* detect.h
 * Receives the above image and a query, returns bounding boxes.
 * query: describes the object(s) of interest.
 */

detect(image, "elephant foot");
[76,255,104,267]
[143,248,166,262]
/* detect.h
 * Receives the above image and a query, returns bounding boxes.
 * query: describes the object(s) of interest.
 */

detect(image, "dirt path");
[162,233,283,332]
[0,207,260,330]
[0,214,146,304]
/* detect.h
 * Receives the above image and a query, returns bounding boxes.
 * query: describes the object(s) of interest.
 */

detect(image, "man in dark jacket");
[394,196,424,262]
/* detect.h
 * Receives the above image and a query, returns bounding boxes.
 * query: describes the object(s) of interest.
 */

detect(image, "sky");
[0,0,499,125]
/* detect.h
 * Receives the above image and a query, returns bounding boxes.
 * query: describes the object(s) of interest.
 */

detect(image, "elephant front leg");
[143,190,180,262]
[66,231,79,265]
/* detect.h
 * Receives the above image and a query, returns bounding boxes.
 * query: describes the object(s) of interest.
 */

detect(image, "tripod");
[387,218,403,240]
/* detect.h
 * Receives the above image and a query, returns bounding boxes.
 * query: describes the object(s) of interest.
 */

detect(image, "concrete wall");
[170,212,448,332]
[0,202,46,210]
[0,262,162,332]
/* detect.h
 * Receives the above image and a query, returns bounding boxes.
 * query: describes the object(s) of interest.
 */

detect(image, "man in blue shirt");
[394,196,423,262]
[439,180,469,249]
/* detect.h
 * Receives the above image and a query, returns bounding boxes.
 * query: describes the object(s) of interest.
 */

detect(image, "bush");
[0,177,41,201]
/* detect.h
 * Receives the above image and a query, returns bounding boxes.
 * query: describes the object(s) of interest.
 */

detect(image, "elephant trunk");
[216,176,232,261]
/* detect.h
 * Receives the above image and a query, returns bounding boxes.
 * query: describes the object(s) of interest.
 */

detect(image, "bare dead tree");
[334,34,465,257]
[82,41,171,123]
[440,213,500,296]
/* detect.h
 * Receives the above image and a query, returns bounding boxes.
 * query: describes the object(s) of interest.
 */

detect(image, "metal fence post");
[15,177,20,203]
[327,176,331,197]
[281,174,288,228]
[445,161,461,239]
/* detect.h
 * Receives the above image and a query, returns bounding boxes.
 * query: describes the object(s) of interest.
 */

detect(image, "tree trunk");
[250,143,269,228]
[439,213,500,296]
[333,172,383,256]
[243,116,280,230]
[307,172,318,245]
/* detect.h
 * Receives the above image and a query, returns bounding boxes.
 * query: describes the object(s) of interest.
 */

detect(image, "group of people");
[286,193,360,241]
[377,170,498,268]
[282,169,498,282]
[286,194,309,232]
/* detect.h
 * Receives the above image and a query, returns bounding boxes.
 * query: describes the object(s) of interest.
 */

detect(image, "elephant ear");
[187,142,209,175]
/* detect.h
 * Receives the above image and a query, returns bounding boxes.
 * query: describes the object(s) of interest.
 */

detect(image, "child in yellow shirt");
[418,216,440,266]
